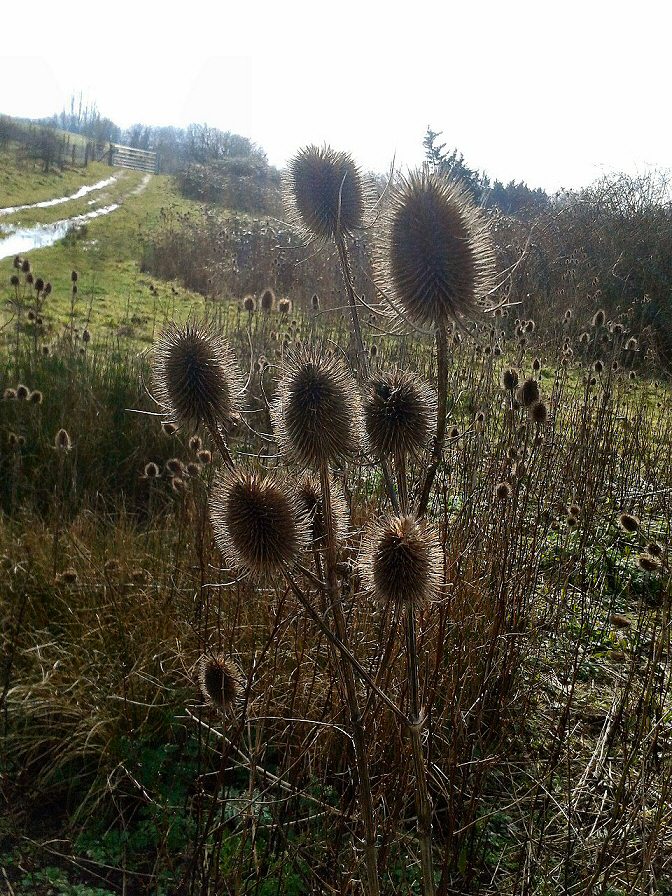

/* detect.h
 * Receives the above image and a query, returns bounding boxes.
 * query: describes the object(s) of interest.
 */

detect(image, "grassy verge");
[0,148,113,209]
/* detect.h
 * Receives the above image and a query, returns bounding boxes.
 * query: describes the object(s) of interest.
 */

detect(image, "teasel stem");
[206,422,235,471]
[403,596,436,896]
[396,449,409,513]
[319,464,381,896]
[334,227,400,514]
[417,323,448,517]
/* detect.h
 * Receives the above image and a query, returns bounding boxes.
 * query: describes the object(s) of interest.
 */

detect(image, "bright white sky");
[2,0,670,193]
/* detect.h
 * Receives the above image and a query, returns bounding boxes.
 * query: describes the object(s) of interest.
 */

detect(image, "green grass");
[0,148,113,209]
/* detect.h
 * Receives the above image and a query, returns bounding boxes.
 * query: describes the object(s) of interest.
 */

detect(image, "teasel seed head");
[618,512,640,533]
[198,654,243,712]
[518,378,540,407]
[152,321,243,432]
[15,384,29,401]
[646,541,663,558]
[165,457,183,476]
[58,568,78,585]
[494,481,512,501]
[592,309,606,328]
[296,473,349,545]
[376,169,495,328]
[593,360,604,374]
[4,388,16,400]
[54,428,72,452]
[272,347,363,468]
[529,400,548,424]
[143,461,160,479]
[363,368,436,459]
[10,274,19,287]
[501,367,519,392]
[243,295,256,313]
[197,449,212,465]
[284,144,369,242]
[638,553,661,572]
[260,287,276,311]
[278,298,292,314]
[28,389,43,404]
[210,468,309,576]
[360,514,442,608]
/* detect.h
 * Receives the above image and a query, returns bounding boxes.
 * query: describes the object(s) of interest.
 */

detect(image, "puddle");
[0,204,120,259]
[0,175,119,217]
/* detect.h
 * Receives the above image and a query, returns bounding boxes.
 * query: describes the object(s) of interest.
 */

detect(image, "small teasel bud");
[15,384,29,401]
[197,449,212,465]
[501,367,519,391]
[199,654,242,712]
[82,329,91,344]
[518,378,540,407]
[171,476,186,494]
[592,309,606,327]
[242,295,256,312]
[529,400,548,424]
[162,421,178,435]
[360,514,442,607]
[143,462,160,479]
[646,542,663,558]
[494,481,512,501]
[618,512,640,533]
[186,462,202,476]
[58,568,78,584]
[638,553,661,572]
[363,368,436,459]
[21,259,30,274]
[26,272,34,285]
[311,293,320,311]
[28,390,43,404]
[210,469,309,576]
[593,360,604,374]
[272,348,363,468]
[55,428,72,451]
[34,277,44,292]
[104,558,121,576]
[10,274,19,287]
[4,388,17,400]
[278,298,292,314]
[189,435,202,453]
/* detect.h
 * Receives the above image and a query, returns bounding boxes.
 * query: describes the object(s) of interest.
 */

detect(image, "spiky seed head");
[171,476,186,494]
[186,462,201,477]
[618,512,640,533]
[44,282,51,295]
[260,287,276,311]
[272,348,363,468]
[199,655,242,712]
[593,360,604,374]
[10,274,19,287]
[363,369,436,459]
[532,357,541,372]
[646,541,663,558]
[592,309,606,327]
[34,277,44,292]
[58,568,78,584]
[152,321,242,431]
[243,295,256,312]
[55,428,72,451]
[4,388,16,400]
[518,378,540,407]
[28,390,43,404]
[579,331,590,344]
[189,435,202,453]
[143,462,160,479]
[197,449,212,465]
[566,515,578,528]
[296,474,348,545]
[13,255,21,269]
[526,319,536,333]
[628,371,637,381]
[16,384,29,401]
[21,259,30,274]
[494,481,512,501]
[82,329,91,344]
[360,515,442,607]
[165,457,183,476]
[376,170,495,328]
[568,503,581,516]
[284,144,369,242]
[611,322,625,336]
[638,553,661,572]
[278,298,292,314]
[71,270,78,283]
[529,400,548,424]
[625,337,638,351]
[162,421,178,436]
[210,469,309,576]
[501,368,519,392]
[311,293,320,311]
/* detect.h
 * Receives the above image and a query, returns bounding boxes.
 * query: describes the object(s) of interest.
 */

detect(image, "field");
[1,139,671,896]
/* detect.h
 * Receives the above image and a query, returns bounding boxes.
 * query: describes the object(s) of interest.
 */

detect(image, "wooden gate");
[108,143,157,173]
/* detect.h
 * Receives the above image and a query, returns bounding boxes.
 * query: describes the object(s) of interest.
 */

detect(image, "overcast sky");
[2,0,670,193]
